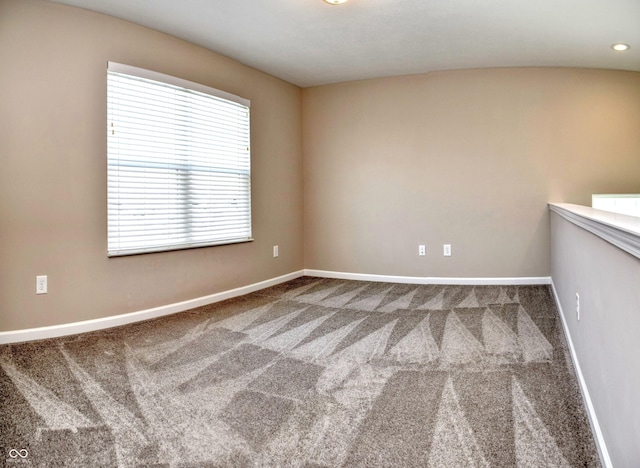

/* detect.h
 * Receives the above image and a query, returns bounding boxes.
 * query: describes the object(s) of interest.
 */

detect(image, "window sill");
[108,238,254,258]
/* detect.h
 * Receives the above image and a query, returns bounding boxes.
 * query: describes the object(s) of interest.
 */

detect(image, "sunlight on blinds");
[107,63,251,256]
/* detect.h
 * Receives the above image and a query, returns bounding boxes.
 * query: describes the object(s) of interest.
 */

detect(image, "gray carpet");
[0,277,600,467]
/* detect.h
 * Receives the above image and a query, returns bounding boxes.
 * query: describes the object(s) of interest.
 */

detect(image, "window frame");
[107,62,252,257]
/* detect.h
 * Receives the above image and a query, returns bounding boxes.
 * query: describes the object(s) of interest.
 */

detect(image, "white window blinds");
[107,62,251,257]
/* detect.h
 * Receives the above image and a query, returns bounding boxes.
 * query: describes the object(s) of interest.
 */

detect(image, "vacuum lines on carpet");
[0,277,600,466]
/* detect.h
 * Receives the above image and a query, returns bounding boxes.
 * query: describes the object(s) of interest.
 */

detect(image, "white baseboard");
[304,269,551,285]
[0,269,551,344]
[0,270,305,345]
[550,279,612,468]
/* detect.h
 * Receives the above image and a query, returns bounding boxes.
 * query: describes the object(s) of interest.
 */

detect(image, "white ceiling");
[50,0,640,87]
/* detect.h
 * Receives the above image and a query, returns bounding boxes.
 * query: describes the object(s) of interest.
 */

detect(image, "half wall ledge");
[548,203,640,260]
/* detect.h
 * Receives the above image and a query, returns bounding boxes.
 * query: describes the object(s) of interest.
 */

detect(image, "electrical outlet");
[418,244,426,256]
[443,244,452,256]
[273,245,279,258]
[36,275,48,294]
[576,293,580,320]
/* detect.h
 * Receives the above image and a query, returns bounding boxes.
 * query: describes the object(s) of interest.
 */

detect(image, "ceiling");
[49,0,640,87]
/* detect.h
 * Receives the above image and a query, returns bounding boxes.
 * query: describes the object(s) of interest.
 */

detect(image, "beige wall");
[3,0,640,333]
[303,68,640,278]
[0,0,304,331]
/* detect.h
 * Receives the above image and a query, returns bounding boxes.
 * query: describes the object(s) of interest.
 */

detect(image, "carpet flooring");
[0,277,600,467]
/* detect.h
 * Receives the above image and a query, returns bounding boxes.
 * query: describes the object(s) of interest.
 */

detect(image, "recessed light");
[323,0,349,4]
[611,43,630,51]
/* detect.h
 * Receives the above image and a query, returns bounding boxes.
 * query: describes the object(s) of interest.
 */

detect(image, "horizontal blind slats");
[107,67,251,256]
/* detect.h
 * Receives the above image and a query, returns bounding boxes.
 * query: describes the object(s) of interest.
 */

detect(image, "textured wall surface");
[303,68,640,278]
[0,0,304,331]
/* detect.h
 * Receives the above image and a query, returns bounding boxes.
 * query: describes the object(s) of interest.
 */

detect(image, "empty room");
[1,0,639,466]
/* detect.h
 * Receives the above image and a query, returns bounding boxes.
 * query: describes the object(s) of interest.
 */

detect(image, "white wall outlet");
[418,244,426,256]
[576,292,580,320]
[443,244,452,256]
[36,275,48,294]
[273,245,279,258]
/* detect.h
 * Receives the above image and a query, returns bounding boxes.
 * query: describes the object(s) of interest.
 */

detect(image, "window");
[592,194,640,218]
[107,62,251,256]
